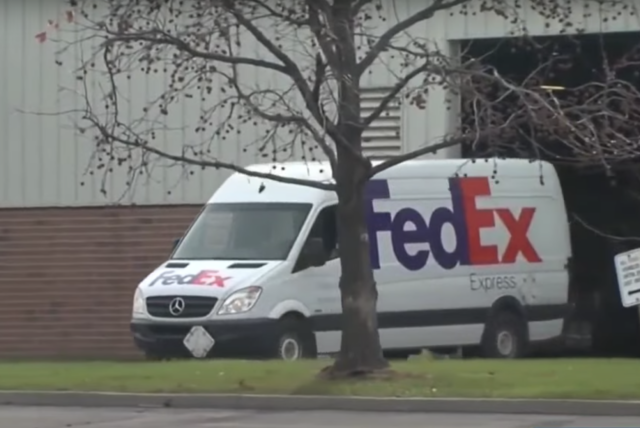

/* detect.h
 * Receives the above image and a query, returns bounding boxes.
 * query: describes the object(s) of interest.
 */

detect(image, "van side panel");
[267,158,570,355]
[368,161,569,350]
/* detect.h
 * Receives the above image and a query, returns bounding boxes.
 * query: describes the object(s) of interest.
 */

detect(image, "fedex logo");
[366,176,541,271]
[149,270,230,287]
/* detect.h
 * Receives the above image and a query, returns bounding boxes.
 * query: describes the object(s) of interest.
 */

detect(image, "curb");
[1,391,640,415]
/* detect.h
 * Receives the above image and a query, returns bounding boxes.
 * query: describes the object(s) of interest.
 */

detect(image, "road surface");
[3,406,640,428]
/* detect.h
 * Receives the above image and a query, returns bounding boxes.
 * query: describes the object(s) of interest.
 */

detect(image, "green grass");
[0,358,639,400]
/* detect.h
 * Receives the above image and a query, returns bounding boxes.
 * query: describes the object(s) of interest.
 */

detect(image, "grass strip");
[0,358,636,400]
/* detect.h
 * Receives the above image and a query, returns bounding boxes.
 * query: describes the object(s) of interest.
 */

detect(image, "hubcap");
[496,331,514,356]
[280,337,301,361]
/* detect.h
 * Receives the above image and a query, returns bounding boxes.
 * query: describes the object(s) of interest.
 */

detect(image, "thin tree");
[41,0,640,376]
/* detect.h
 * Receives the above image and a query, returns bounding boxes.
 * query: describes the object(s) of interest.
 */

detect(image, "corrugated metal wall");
[0,0,453,208]
[0,1,278,208]
[2,1,639,209]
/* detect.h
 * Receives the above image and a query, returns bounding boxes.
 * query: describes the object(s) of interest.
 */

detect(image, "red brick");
[0,205,200,359]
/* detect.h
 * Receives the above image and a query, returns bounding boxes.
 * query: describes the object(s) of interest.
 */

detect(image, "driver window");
[307,205,339,259]
[294,205,338,273]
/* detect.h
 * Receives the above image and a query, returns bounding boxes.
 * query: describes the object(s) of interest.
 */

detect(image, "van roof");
[209,158,556,204]
[244,158,555,181]
[244,161,334,183]
[208,162,334,205]
[374,158,557,179]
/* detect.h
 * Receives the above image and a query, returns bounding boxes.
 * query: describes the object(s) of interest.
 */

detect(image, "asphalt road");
[3,407,640,428]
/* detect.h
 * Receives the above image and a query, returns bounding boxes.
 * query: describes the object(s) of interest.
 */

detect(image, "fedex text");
[149,270,230,287]
[366,176,542,271]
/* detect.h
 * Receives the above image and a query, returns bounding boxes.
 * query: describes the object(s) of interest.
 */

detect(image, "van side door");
[291,204,341,354]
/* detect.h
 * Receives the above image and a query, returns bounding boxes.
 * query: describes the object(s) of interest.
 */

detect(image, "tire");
[481,311,528,358]
[272,317,316,361]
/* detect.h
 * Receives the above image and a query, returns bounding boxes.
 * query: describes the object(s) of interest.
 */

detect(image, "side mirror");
[172,238,181,250]
[302,237,326,267]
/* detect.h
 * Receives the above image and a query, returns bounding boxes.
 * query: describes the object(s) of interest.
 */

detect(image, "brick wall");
[0,205,200,359]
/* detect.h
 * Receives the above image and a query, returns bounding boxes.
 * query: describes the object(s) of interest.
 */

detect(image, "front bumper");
[130,318,280,358]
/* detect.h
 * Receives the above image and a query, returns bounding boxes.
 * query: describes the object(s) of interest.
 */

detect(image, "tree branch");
[369,138,463,177]
[355,0,470,77]
[361,60,432,128]
[221,0,304,74]
[224,0,363,161]
[103,31,289,75]
[102,11,347,167]
[220,47,339,170]
[92,121,336,191]
[250,0,311,26]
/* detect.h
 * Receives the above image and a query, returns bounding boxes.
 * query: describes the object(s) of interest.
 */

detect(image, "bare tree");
[42,0,640,376]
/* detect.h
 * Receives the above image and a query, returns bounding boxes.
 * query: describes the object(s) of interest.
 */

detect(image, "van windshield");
[172,202,312,261]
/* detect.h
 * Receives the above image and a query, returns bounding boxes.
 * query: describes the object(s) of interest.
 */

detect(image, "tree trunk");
[318,1,388,378]
[327,158,389,377]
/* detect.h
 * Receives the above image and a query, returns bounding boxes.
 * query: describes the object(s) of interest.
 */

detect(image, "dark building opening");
[461,33,640,356]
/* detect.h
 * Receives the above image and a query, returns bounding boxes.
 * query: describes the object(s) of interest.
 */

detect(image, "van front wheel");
[271,317,316,361]
[481,312,527,358]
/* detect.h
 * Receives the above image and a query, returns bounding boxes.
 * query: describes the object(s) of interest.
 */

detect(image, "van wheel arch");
[272,312,317,359]
[481,296,529,358]
[488,296,527,323]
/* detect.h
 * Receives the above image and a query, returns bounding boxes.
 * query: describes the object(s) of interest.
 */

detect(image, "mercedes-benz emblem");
[169,297,185,316]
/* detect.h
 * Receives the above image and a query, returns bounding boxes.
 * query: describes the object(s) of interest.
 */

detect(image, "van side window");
[312,205,338,260]
[295,205,338,272]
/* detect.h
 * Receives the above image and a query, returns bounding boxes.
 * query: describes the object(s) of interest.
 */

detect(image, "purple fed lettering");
[427,206,468,270]
[365,178,472,271]
[365,179,392,269]
[390,208,429,270]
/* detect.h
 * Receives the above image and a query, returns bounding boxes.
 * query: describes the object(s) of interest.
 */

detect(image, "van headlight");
[217,286,262,315]
[132,288,146,316]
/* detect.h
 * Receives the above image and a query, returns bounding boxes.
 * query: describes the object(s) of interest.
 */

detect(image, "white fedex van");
[130,158,570,360]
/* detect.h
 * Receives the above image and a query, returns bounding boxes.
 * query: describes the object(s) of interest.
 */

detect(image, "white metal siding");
[2,1,638,208]
[444,1,640,39]
[1,2,279,208]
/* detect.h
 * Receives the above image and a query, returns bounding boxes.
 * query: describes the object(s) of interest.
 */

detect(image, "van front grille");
[146,296,218,318]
